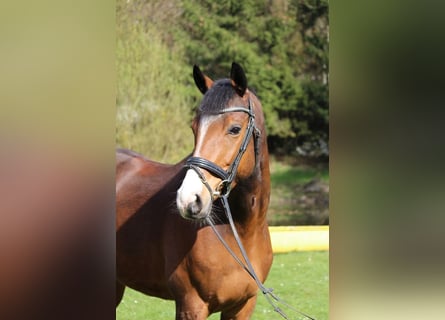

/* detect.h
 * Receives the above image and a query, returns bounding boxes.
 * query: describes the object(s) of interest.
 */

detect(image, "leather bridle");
[185,97,260,200]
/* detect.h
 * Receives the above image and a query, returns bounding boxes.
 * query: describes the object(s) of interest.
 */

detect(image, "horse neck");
[230,105,270,233]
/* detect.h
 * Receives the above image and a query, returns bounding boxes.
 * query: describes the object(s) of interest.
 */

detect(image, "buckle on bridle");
[214,179,231,198]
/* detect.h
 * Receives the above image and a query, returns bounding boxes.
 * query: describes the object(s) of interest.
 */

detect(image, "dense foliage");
[116,0,328,162]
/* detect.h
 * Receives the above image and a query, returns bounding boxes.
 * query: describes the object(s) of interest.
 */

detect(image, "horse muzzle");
[176,169,213,220]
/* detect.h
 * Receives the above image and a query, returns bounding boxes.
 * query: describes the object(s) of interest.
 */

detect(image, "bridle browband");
[185,97,260,199]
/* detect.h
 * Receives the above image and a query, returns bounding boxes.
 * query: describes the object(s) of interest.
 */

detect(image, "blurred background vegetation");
[116,0,329,225]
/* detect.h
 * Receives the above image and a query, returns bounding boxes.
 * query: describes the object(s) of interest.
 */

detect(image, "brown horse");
[116,63,273,319]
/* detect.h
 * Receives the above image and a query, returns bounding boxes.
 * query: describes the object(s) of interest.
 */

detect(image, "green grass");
[116,251,328,320]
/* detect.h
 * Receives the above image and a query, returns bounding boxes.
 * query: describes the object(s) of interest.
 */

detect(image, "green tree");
[177,0,329,158]
[116,0,198,162]
[116,0,329,161]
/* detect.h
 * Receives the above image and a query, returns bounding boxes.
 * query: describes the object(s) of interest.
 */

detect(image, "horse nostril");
[186,194,203,217]
[195,194,202,205]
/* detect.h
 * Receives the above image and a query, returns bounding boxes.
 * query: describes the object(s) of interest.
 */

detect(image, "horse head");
[177,63,264,221]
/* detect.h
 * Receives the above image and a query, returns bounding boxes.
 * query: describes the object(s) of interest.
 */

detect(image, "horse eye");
[228,125,242,135]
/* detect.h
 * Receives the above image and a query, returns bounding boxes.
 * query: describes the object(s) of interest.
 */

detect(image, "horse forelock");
[195,79,265,143]
[198,79,239,115]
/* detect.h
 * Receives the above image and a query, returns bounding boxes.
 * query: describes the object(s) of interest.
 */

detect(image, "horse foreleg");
[175,295,209,320]
[220,296,257,320]
[116,281,125,307]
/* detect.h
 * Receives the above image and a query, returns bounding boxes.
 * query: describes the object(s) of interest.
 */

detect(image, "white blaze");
[177,115,217,217]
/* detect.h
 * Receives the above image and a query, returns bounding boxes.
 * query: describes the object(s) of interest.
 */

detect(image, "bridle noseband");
[185,97,260,199]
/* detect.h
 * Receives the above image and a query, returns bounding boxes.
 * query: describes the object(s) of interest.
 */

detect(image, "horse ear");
[230,62,247,96]
[193,65,214,95]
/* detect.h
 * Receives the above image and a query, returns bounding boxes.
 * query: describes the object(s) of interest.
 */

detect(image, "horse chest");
[169,259,257,311]
[172,233,260,303]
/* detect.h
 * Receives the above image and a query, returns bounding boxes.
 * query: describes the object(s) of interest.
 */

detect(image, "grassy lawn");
[116,251,328,320]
